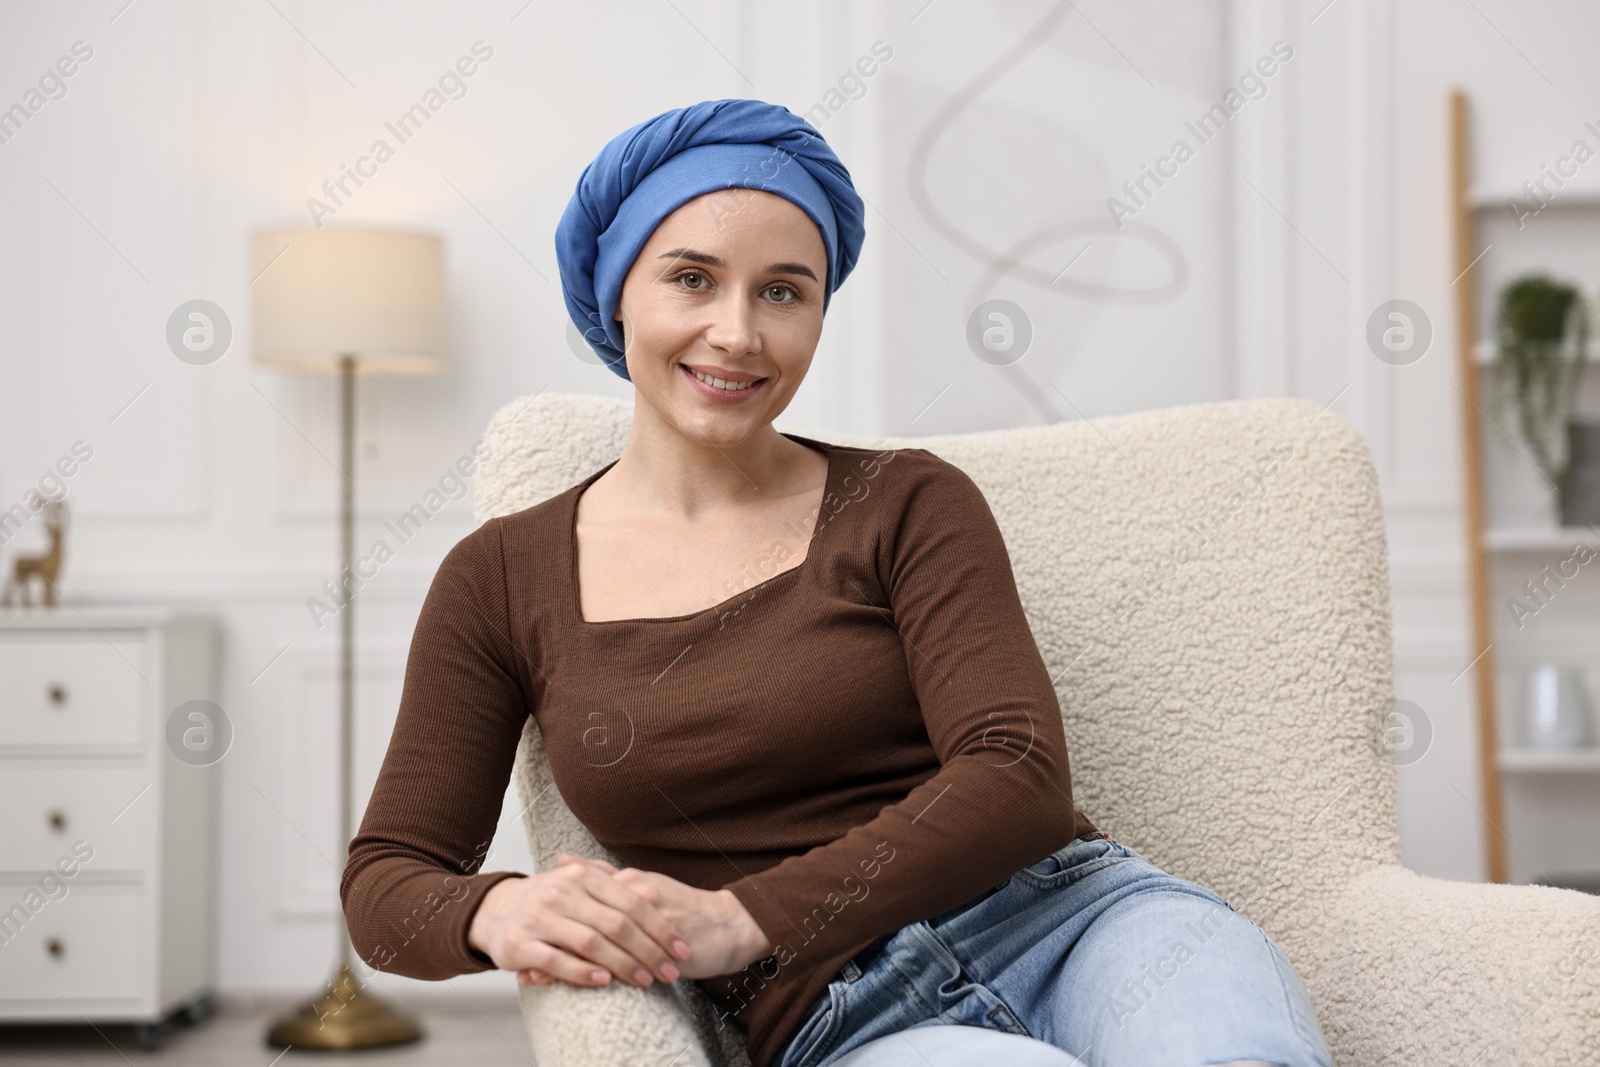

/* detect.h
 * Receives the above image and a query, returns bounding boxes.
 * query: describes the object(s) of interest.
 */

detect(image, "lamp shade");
[250,227,445,375]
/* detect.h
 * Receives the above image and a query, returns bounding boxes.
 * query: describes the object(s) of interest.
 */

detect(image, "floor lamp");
[250,227,446,1049]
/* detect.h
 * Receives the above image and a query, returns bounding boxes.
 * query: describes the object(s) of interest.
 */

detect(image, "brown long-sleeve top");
[341,432,1095,1067]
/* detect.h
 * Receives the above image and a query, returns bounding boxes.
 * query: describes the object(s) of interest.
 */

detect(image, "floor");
[0,995,537,1066]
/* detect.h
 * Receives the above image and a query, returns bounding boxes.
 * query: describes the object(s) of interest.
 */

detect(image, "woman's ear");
[613,307,631,354]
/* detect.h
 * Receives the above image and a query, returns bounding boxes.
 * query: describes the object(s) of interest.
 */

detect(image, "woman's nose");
[703,294,760,354]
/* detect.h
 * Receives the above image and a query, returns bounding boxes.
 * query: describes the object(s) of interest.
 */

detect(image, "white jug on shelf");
[1525,664,1594,749]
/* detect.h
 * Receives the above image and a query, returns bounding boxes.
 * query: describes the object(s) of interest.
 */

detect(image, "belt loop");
[841,931,891,983]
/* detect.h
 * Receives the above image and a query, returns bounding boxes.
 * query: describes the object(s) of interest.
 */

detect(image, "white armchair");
[473,392,1600,1067]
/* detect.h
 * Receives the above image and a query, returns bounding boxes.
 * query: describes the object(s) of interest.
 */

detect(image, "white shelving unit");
[1452,90,1600,888]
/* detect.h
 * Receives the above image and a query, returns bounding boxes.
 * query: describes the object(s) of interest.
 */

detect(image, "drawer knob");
[46,937,64,958]
[48,684,68,706]
[48,809,68,831]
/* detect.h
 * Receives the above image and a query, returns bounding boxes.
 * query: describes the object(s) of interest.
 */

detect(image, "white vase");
[1525,664,1594,749]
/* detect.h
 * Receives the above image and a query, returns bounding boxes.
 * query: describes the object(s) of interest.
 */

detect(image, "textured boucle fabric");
[474,391,1600,1067]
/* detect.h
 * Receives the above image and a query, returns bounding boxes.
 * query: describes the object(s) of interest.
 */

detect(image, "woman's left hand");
[515,854,772,987]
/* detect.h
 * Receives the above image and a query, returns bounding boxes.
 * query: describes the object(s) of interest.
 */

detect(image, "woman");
[341,98,1334,1067]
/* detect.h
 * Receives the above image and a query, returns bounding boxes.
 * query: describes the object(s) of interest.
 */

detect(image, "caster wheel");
[182,992,216,1026]
[134,1021,164,1052]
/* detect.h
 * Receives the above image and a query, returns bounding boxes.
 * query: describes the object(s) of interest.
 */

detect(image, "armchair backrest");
[474,392,1399,955]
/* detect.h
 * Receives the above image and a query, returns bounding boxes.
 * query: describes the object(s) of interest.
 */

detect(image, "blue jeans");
[776,831,1335,1067]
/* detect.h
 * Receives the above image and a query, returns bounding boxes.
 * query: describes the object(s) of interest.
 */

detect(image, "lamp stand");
[266,354,424,1050]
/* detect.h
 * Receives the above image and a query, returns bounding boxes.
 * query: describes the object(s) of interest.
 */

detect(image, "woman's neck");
[599,418,818,522]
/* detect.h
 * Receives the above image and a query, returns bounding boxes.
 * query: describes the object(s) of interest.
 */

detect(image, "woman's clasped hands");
[466,852,773,991]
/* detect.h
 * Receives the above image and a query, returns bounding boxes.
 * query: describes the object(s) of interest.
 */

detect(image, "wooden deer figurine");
[2,498,68,608]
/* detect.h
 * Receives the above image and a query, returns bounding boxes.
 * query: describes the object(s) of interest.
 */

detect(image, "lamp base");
[265,963,424,1050]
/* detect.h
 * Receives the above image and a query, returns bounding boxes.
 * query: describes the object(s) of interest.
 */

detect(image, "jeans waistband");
[843,930,894,982]
[841,829,1115,982]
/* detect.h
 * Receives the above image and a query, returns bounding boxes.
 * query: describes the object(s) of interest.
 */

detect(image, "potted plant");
[1487,272,1597,525]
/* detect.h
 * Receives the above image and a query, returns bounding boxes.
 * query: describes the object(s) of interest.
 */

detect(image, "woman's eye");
[671,270,798,303]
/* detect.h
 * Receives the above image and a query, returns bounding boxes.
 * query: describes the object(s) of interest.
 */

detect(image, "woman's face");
[612,187,828,448]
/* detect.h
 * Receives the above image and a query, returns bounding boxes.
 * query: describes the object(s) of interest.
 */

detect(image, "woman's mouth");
[680,363,768,401]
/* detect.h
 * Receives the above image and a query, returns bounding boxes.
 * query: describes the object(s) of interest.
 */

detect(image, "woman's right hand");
[468,852,692,989]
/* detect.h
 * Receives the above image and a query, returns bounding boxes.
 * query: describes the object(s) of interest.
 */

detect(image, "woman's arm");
[715,451,1086,976]
[339,518,687,988]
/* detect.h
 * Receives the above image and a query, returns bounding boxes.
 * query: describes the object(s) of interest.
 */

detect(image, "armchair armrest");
[516,975,751,1067]
[511,721,754,1067]
[1311,864,1600,1066]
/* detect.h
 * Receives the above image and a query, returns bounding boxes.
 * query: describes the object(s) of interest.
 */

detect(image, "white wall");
[1,0,1586,1000]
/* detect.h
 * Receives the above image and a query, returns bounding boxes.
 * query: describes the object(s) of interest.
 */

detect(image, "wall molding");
[1229,0,1294,400]
[270,643,408,919]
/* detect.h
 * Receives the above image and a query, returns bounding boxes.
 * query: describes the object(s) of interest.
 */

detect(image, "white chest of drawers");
[0,609,221,1048]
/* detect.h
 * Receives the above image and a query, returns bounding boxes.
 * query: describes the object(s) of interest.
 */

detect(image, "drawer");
[0,765,153,874]
[0,887,146,1002]
[0,633,147,748]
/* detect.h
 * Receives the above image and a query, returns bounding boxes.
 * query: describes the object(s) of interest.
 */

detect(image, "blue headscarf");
[555,98,866,381]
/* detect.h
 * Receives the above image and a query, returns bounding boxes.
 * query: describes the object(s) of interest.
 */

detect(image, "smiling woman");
[340,97,1333,1067]
[568,209,834,619]
[606,189,827,430]
[556,98,864,379]
[545,98,868,627]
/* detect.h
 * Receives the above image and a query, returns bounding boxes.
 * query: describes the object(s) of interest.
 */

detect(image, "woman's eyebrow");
[656,247,818,282]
